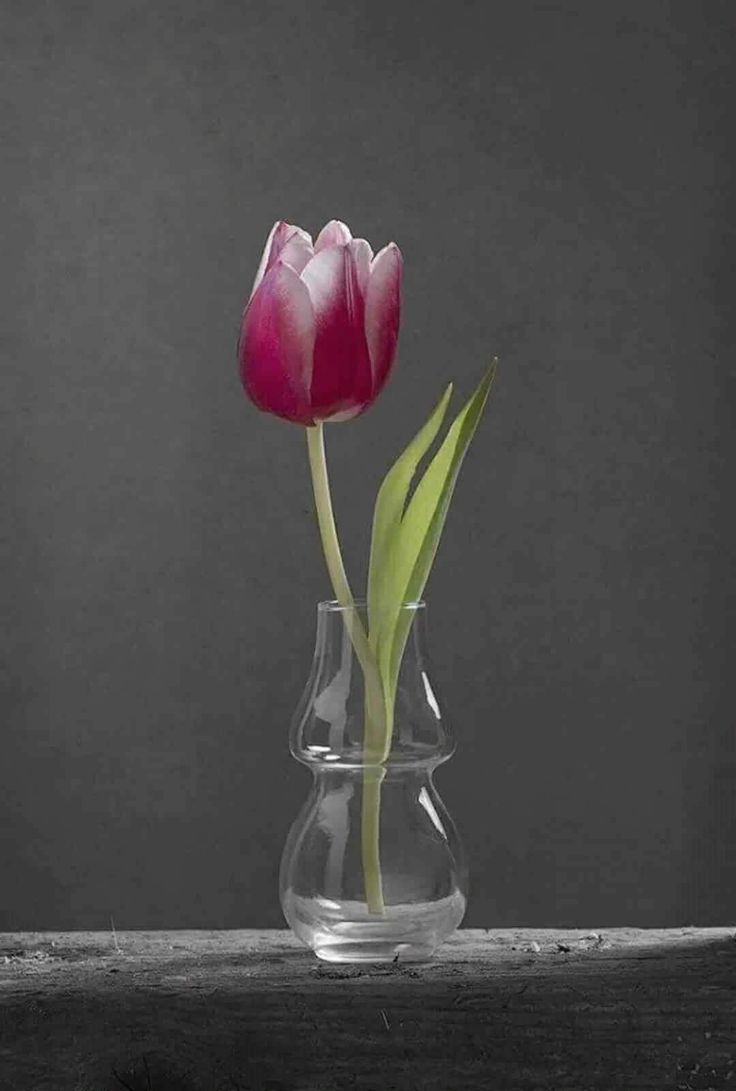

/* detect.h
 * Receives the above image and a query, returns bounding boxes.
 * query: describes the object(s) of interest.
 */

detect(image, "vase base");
[314,940,436,963]
[282,891,466,963]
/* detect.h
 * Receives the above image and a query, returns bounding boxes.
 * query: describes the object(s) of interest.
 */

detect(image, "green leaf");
[366,382,454,652]
[379,361,497,704]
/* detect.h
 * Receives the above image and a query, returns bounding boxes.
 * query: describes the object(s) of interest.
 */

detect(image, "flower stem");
[305,423,387,914]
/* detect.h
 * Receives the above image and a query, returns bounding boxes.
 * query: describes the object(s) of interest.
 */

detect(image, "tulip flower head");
[239,219,402,425]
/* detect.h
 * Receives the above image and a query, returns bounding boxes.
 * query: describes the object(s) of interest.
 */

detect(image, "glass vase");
[279,600,467,963]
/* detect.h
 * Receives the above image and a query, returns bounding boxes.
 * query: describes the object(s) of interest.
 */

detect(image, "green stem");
[305,423,388,914]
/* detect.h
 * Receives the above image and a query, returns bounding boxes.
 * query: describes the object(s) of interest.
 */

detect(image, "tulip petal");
[239,261,316,424]
[249,220,282,300]
[314,219,353,251]
[250,221,313,300]
[301,246,373,420]
[326,405,364,422]
[365,243,402,395]
[278,233,314,276]
[349,238,373,295]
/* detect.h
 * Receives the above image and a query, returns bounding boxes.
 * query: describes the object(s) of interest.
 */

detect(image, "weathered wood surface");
[1,928,735,1090]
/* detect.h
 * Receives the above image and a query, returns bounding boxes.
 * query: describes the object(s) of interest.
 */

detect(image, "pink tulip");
[239,220,402,425]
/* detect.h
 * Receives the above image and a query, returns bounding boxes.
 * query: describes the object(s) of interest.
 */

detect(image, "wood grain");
[1,929,735,1090]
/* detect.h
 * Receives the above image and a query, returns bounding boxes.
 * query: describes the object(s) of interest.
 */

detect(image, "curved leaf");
[381,361,497,702]
[366,383,453,651]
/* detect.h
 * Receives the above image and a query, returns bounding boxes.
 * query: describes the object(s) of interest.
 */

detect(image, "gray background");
[1,0,734,930]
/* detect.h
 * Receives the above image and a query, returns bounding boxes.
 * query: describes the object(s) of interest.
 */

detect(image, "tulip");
[238,219,402,425]
[236,216,495,919]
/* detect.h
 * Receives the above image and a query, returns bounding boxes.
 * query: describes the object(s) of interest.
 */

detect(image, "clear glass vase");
[279,600,467,962]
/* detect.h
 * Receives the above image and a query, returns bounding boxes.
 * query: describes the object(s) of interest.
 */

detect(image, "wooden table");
[1,928,734,1090]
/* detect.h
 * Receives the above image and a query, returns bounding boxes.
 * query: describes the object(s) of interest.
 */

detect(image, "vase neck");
[314,597,428,665]
[290,600,454,768]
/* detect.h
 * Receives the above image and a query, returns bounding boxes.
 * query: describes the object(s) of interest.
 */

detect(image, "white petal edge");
[369,241,400,271]
[349,239,373,295]
[365,243,402,376]
[325,406,363,423]
[250,221,281,302]
[250,221,314,301]
[278,234,314,276]
[315,219,353,252]
[300,246,351,318]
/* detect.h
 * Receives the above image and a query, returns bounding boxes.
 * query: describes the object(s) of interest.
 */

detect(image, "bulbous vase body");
[279,601,467,963]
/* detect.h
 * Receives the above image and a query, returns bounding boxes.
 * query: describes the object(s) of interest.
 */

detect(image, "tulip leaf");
[366,382,454,650]
[373,361,497,709]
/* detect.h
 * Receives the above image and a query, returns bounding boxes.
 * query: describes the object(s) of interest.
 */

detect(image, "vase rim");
[317,598,426,613]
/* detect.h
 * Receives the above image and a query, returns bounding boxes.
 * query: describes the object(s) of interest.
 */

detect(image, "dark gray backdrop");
[1,0,734,929]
